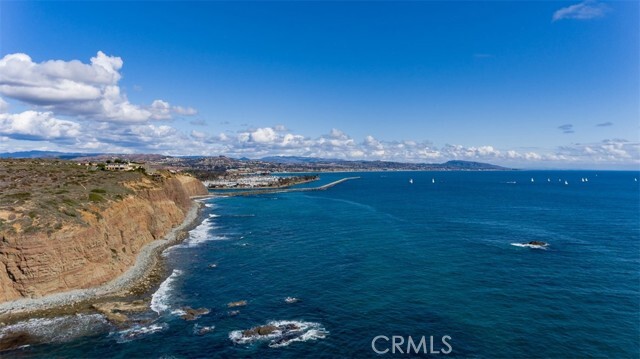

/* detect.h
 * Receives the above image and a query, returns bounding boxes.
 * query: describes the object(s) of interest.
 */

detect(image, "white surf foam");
[115,323,168,343]
[179,218,217,248]
[193,324,215,336]
[511,243,548,250]
[170,308,186,316]
[229,320,328,348]
[0,314,109,345]
[150,269,183,314]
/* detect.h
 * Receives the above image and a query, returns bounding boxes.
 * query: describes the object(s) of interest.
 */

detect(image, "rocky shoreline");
[0,201,205,326]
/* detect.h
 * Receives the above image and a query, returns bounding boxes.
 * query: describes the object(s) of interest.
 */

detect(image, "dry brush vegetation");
[0,159,148,237]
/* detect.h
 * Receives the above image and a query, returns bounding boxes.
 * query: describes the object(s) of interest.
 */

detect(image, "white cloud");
[552,1,608,21]
[0,110,81,140]
[0,118,636,168]
[150,99,197,120]
[558,139,639,162]
[0,52,196,123]
[190,130,207,140]
[249,127,278,143]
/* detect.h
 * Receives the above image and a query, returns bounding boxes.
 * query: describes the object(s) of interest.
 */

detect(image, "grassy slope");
[0,159,146,237]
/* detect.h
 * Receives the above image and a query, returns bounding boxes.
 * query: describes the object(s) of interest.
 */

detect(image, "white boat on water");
[432,178,435,184]
[409,179,413,184]
[564,180,569,185]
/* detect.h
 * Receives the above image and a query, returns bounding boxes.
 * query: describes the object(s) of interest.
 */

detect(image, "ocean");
[2,171,639,358]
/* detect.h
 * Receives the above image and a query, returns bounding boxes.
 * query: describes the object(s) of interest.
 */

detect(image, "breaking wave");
[150,269,183,314]
[114,323,168,343]
[511,243,548,250]
[0,314,109,349]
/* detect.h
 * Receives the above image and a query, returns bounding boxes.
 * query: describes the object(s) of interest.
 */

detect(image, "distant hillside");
[440,160,507,170]
[260,156,344,164]
[0,151,514,171]
[0,150,101,159]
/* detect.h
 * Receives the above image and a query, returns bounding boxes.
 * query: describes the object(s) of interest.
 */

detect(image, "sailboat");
[531,178,534,183]
[409,179,413,184]
[564,180,569,185]
[432,178,435,184]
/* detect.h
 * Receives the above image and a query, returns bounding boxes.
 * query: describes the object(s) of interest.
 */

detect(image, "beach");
[0,201,205,325]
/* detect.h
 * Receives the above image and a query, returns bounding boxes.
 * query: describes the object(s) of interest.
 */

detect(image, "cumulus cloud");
[552,1,608,21]
[0,118,637,168]
[0,52,196,123]
[558,124,574,134]
[248,127,278,143]
[0,110,81,141]
[557,139,639,163]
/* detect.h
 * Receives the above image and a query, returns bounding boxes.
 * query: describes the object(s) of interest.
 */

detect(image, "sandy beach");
[0,201,204,323]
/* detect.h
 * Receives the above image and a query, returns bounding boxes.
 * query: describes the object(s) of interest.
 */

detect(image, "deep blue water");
[3,171,639,358]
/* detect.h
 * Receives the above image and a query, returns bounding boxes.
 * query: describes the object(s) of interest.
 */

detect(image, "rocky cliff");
[0,173,207,303]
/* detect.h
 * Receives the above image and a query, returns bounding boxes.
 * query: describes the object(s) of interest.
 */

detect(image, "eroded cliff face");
[0,174,207,303]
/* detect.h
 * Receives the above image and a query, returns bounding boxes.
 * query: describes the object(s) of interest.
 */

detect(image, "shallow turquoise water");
[4,171,639,358]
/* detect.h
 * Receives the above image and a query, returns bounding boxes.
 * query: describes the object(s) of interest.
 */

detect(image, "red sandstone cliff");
[0,174,207,303]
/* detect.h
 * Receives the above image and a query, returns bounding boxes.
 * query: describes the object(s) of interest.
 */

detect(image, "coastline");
[0,200,205,324]
[195,176,360,199]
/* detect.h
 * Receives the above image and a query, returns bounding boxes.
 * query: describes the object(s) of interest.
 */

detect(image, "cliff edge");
[0,160,207,303]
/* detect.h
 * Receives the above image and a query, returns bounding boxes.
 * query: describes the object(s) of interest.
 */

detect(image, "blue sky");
[0,1,638,168]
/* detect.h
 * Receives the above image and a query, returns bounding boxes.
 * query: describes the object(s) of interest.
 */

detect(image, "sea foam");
[0,314,109,346]
[150,269,183,314]
[229,320,328,348]
[180,219,217,248]
[114,323,168,343]
[511,243,548,250]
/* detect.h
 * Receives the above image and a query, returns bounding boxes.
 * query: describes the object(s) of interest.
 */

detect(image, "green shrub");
[62,198,77,206]
[90,188,107,194]
[89,193,104,202]
[8,192,31,200]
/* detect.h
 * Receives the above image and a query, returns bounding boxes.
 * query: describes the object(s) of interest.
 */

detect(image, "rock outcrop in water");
[0,173,207,303]
[91,300,149,325]
[179,307,210,321]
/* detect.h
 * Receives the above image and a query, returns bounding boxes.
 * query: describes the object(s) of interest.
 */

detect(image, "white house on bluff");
[105,162,145,171]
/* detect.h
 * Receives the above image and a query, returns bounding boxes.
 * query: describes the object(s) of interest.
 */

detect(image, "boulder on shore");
[91,300,149,325]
